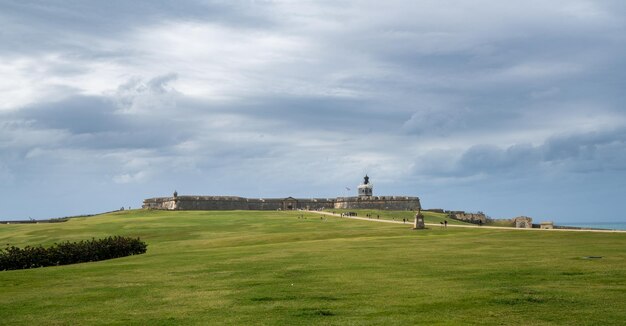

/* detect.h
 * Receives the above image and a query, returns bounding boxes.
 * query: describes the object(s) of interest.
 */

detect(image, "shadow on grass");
[294,308,336,316]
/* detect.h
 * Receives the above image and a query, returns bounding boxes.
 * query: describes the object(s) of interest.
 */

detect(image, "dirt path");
[309,210,626,233]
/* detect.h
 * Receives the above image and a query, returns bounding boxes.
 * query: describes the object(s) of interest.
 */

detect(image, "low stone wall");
[453,213,487,224]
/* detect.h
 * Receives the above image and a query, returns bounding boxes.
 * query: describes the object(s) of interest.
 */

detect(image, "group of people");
[301,211,457,229]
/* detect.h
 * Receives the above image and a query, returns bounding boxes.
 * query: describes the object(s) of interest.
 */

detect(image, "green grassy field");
[1,210,625,325]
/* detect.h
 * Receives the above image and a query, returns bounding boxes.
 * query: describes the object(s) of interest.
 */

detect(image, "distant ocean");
[560,222,626,231]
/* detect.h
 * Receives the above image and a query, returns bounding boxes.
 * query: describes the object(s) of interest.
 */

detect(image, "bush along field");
[0,209,625,325]
[0,236,147,271]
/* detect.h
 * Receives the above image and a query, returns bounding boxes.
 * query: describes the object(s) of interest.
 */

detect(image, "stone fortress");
[143,175,421,211]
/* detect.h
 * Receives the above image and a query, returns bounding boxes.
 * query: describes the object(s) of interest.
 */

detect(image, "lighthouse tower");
[357,175,373,197]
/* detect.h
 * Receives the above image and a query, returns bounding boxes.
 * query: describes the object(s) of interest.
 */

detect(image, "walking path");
[310,211,626,233]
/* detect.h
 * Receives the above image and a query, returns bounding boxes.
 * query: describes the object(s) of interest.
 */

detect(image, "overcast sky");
[1,1,625,223]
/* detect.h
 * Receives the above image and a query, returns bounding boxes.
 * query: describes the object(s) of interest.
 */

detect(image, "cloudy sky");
[1,1,625,223]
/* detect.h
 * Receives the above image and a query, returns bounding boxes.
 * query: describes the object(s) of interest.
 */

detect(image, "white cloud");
[126,21,317,99]
[0,57,70,111]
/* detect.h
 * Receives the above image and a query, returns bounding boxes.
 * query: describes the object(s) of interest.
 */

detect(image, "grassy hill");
[324,209,469,225]
[1,210,625,325]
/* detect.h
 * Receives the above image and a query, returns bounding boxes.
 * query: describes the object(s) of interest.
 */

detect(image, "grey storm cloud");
[1,78,192,151]
[1,0,626,223]
[15,96,128,134]
[454,128,626,176]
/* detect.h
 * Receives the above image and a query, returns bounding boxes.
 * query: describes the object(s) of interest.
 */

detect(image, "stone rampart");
[299,198,336,210]
[334,196,420,210]
[143,197,178,210]
[143,195,420,211]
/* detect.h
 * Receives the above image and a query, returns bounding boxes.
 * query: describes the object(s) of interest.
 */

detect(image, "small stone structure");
[540,221,554,229]
[143,176,421,211]
[513,216,533,228]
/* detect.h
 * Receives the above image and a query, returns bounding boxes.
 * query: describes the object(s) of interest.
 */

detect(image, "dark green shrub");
[0,236,147,271]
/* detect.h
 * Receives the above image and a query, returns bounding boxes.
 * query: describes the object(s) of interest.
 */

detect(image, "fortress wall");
[143,198,177,210]
[144,197,290,210]
[143,176,421,212]
[295,199,336,210]
[176,197,247,210]
[334,196,421,211]
[143,195,420,211]
[143,196,251,210]
[246,199,283,210]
